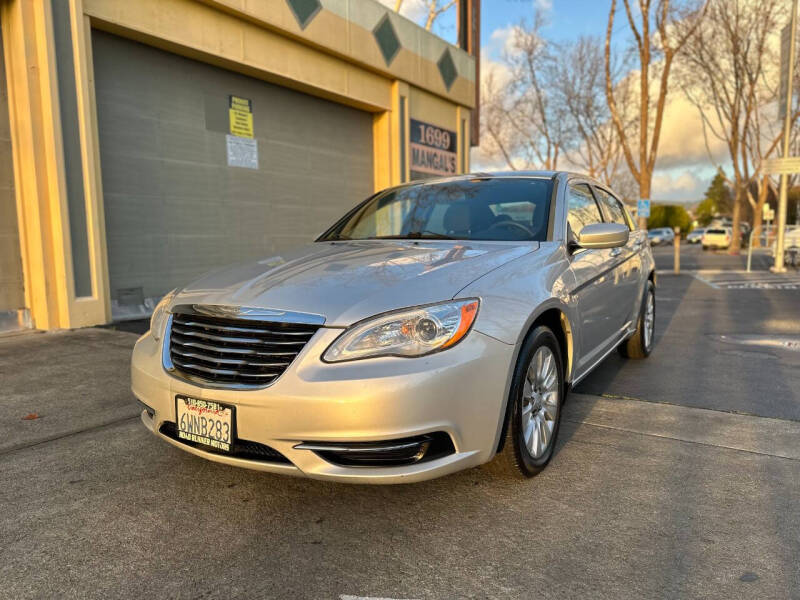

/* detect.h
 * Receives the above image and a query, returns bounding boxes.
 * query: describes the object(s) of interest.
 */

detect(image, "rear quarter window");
[593,187,630,229]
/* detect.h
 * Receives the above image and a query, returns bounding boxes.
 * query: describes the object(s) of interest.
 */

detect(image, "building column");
[373,80,410,193]
[2,0,70,329]
[2,0,109,330]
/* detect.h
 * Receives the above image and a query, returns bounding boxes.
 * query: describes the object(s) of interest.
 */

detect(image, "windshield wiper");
[369,231,455,240]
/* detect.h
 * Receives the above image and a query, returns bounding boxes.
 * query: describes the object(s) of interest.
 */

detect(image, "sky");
[392,0,722,204]
[475,0,721,204]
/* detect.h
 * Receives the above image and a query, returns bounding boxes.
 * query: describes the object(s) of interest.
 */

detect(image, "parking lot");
[2,244,800,599]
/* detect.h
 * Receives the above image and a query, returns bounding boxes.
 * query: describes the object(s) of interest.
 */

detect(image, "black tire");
[488,326,565,478]
[619,280,655,359]
[702,245,708,251]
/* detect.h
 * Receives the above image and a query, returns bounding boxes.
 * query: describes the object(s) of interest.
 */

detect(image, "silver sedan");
[132,172,656,483]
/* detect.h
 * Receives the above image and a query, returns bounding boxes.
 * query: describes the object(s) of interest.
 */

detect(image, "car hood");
[172,240,538,326]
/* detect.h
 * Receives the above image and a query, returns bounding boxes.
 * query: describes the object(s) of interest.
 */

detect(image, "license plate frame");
[175,395,235,453]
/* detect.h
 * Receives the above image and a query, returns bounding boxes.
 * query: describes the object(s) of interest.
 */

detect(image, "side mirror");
[573,223,629,250]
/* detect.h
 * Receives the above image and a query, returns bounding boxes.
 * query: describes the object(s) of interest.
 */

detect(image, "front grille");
[159,421,290,463]
[168,311,320,387]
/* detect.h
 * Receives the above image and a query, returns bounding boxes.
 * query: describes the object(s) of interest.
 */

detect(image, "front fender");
[454,243,579,458]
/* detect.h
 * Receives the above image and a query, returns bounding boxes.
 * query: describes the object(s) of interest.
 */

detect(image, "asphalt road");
[576,245,800,420]
[2,245,799,599]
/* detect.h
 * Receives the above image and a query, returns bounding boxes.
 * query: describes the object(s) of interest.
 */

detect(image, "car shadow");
[551,272,695,460]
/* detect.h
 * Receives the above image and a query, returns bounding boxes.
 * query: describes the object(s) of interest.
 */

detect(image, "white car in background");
[773,227,800,267]
[702,228,732,250]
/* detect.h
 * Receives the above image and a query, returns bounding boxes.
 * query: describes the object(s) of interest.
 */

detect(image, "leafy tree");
[647,204,692,235]
[695,171,732,226]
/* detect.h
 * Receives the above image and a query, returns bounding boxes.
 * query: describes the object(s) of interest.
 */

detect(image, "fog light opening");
[137,400,155,419]
[294,432,455,467]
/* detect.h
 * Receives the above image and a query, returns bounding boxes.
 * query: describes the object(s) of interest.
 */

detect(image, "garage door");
[92,31,374,319]
[0,28,27,332]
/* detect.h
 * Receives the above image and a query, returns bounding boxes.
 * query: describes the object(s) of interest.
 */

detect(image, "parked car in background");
[648,227,675,246]
[772,227,800,268]
[702,227,732,250]
[686,228,706,244]
[131,172,656,484]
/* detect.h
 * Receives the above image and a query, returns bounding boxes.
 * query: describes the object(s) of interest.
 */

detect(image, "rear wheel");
[488,326,564,478]
[619,281,655,359]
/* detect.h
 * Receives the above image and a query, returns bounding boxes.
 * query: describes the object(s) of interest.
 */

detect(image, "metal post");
[774,0,798,273]
[673,227,680,274]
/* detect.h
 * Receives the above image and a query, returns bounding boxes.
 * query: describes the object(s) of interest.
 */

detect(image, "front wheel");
[619,281,655,359]
[488,326,565,478]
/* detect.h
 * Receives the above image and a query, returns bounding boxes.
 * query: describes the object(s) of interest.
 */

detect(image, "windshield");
[319,178,554,242]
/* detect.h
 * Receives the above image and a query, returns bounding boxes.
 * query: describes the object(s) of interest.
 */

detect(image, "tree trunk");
[730,187,742,254]
[751,211,763,250]
[750,176,770,249]
[638,169,651,231]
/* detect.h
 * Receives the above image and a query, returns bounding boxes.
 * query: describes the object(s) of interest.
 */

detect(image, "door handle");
[610,248,622,257]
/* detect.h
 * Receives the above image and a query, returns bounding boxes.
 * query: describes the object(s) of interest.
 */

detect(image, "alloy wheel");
[643,290,655,351]
[521,346,560,459]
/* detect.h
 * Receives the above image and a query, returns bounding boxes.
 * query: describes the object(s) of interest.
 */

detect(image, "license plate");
[175,395,233,452]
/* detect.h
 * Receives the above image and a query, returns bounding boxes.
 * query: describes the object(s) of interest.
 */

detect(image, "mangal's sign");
[410,119,457,180]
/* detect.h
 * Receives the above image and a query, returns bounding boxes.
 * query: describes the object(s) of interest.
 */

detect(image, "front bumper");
[132,326,515,484]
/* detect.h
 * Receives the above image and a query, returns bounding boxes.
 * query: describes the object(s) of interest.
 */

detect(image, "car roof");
[403,170,608,186]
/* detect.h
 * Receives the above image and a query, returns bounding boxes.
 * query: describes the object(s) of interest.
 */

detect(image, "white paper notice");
[226,134,258,169]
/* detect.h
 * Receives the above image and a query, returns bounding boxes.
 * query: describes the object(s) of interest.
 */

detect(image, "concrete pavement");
[2,245,799,599]
[577,246,800,420]
[1,391,798,599]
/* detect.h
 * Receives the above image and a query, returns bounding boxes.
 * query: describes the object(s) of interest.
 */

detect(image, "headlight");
[150,289,177,342]
[322,299,479,362]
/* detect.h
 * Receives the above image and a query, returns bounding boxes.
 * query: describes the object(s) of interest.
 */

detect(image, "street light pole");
[774,0,798,272]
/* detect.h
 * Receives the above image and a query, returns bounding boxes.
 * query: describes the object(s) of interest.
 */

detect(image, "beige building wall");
[1,0,476,331]
[0,27,25,327]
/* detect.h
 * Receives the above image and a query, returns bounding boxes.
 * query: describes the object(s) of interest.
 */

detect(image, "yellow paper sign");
[228,95,254,138]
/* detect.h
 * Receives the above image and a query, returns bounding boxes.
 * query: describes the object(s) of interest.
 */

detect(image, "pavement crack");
[0,413,140,458]
[595,393,800,423]
[564,418,800,462]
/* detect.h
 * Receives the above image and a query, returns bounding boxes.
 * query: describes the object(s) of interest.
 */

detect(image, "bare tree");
[553,37,636,189]
[481,67,520,169]
[605,0,707,229]
[743,89,799,248]
[680,0,787,252]
[423,0,456,30]
[390,0,456,31]
[480,16,572,171]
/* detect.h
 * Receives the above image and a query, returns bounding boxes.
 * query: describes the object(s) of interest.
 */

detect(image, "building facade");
[0,0,477,332]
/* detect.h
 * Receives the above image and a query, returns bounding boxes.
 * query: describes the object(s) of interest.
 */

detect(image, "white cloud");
[655,95,728,170]
[535,0,553,11]
[651,168,714,203]
[486,25,521,60]
[376,0,428,24]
